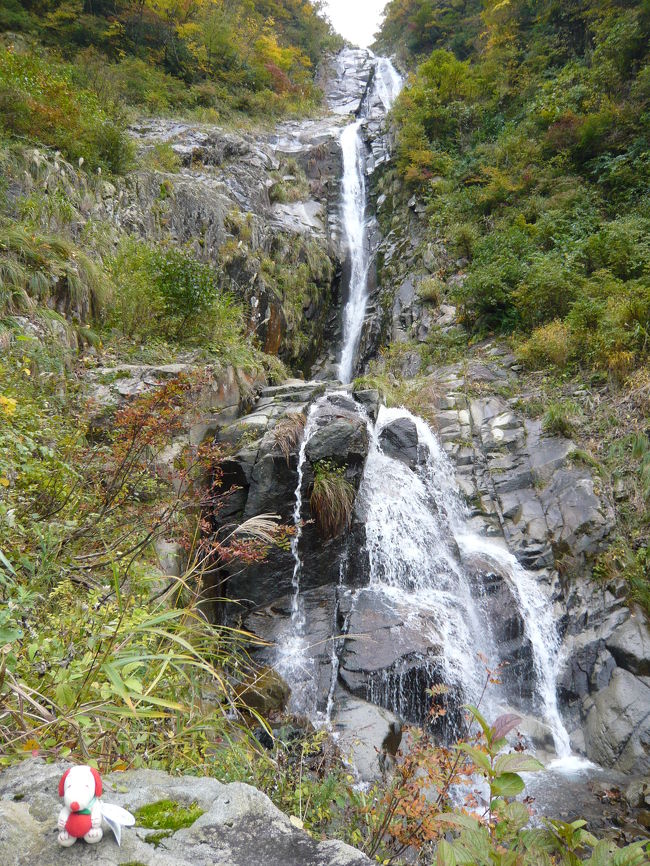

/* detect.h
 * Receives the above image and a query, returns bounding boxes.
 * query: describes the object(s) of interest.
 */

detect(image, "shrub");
[513,254,576,330]
[310,460,356,539]
[516,320,572,369]
[110,240,244,352]
[449,221,479,259]
[417,277,443,305]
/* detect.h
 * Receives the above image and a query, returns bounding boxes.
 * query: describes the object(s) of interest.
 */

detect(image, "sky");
[321,0,387,48]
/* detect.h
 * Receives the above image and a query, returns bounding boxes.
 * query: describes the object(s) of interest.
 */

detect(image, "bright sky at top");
[322,0,386,48]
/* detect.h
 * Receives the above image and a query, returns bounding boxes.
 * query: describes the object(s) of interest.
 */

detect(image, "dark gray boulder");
[378,417,419,468]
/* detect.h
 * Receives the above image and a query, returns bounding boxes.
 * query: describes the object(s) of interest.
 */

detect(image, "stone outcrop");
[0,760,371,866]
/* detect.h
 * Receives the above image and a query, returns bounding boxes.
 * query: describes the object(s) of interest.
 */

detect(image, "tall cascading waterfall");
[338,59,403,383]
[338,120,369,384]
[270,52,575,763]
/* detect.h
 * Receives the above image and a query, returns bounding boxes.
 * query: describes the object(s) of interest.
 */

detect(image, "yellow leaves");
[0,395,17,417]
[0,477,9,488]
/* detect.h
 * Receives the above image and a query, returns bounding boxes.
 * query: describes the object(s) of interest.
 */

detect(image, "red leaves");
[490,713,522,743]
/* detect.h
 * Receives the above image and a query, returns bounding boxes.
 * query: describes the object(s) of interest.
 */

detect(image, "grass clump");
[310,460,356,539]
[0,221,111,320]
[273,412,306,465]
[141,143,182,174]
[517,320,572,369]
[542,400,581,438]
[417,277,444,305]
[594,540,650,614]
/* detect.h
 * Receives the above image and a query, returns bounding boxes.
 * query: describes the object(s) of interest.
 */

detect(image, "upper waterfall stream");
[338,57,402,383]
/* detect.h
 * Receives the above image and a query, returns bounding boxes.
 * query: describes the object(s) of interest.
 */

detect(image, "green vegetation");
[0,46,134,173]
[542,400,580,438]
[380,0,650,380]
[310,460,356,539]
[110,239,243,350]
[0,338,281,767]
[1,1,340,129]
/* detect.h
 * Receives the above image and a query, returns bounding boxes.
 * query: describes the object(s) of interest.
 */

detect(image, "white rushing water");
[273,401,323,712]
[338,58,402,383]
[359,405,574,756]
[374,57,404,111]
[338,120,369,384]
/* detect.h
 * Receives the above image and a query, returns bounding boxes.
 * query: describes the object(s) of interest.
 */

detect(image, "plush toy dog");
[58,765,104,846]
[57,765,135,847]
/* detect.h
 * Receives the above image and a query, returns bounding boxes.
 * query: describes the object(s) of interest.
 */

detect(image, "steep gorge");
[1,17,649,857]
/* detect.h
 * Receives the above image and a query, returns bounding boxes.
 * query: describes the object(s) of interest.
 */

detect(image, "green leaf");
[587,840,615,866]
[0,626,22,643]
[55,680,75,708]
[465,704,492,742]
[494,752,544,775]
[454,743,492,773]
[611,842,648,866]
[437,839,457,866]
[434,812,482,832]
[495,800,530,833]
[0,549,16,576]
[491,772,525,797]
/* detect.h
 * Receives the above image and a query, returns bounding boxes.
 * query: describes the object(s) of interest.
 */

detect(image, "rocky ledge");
[0,760,371,866]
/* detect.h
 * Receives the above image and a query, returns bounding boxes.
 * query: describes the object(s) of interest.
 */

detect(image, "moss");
[135,799,204,832]
[144,830,173,847]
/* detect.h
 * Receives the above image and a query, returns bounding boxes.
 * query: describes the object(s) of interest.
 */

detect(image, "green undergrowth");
[381,0,649,381]
[0,0,341,127]
[0,335,284,769]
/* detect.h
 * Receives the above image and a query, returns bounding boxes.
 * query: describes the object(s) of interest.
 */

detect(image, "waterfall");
[338,120,369,384]
[269,51,575,764]
[338,58,403,384]
[360,410,490,708]
[360,406,573,756]
[374,57,403,111]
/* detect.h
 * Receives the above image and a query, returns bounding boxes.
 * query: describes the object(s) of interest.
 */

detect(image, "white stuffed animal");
[57,765,134,847]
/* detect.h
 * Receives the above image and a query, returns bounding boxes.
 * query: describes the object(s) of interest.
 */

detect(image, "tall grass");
[310,460,356,539]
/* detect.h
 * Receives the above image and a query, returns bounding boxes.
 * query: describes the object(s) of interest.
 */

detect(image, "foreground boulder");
[0,759,371,866]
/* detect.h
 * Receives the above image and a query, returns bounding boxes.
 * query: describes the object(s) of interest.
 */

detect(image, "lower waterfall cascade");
[279,398,580,765]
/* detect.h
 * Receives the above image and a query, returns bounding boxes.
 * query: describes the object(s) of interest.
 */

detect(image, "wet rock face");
[215,386,376,610]
[0,760,371,866]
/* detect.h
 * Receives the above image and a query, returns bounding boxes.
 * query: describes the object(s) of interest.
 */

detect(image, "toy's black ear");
[58,769,70,798]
